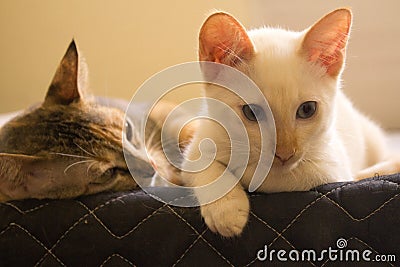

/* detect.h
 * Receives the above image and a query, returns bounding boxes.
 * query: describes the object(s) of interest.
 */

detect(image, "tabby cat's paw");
[201,188,249,237]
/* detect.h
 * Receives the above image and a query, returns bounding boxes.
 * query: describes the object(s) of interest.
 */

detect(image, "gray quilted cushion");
[0,174,399,266]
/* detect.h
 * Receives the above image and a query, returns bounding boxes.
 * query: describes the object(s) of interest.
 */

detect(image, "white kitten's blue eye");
[242,104,265,121]
[296,101,317,119]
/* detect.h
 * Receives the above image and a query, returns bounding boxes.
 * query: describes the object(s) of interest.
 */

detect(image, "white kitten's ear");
[199,12,254,66]
[301,8,352,77]
[44,40,87,106]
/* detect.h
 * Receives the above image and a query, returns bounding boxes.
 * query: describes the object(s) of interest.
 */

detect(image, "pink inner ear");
[199,13,254,66]
[307,37,345,75]
[302,9,352,76]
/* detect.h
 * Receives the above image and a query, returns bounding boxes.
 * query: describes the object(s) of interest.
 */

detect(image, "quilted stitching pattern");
[0,174,399,267]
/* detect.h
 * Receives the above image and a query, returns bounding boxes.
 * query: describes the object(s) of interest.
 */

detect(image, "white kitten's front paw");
[201,188,249,237]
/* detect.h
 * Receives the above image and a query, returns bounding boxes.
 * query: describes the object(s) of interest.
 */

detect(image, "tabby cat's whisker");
[87,161,98,176]
[74,141,97,157]
[64,159,95,174]
[51,152,92,159]
[88,139,99,157]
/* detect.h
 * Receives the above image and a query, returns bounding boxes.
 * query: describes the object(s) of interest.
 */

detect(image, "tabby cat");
[0,41,184,202]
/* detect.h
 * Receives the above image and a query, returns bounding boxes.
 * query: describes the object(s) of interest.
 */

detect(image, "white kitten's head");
[199,9,352,175]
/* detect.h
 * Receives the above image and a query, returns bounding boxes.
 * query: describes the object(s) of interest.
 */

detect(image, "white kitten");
[181,8,392,237]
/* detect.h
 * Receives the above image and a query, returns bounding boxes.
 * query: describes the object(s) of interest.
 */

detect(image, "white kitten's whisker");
[288,170,297,184]
[300,158,330,186]
[144,128,159,149]
[147,135,188,152]
[303,156,337,166]
[308,162,328,186]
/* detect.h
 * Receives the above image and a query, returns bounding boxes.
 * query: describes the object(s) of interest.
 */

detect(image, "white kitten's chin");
[259,154,330,193]
[272,161,297,173]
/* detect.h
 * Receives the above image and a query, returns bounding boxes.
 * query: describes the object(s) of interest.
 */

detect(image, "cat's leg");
[183,161,249,237]
[356,118,396,180]
[356,155,400,180]
[200,184,249,237]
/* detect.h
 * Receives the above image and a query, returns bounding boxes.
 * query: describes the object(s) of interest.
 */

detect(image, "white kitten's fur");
[248,27,386,192]
[182,8,391,237]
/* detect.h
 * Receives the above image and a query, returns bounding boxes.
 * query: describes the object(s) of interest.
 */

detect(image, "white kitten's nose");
[275,150,295,165]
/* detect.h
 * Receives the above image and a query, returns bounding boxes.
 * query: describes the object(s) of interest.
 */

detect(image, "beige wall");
[0,0,248,112]
[1,1,399,130]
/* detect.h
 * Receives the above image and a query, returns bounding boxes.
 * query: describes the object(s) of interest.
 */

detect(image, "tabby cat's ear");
[199,12,254,66]
[44,40,87,106]
[0,153,43,201]
[301,8,352,77]
[0,153,84,201]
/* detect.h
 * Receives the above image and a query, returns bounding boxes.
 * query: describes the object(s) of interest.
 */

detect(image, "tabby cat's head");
[0,41,151,201]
